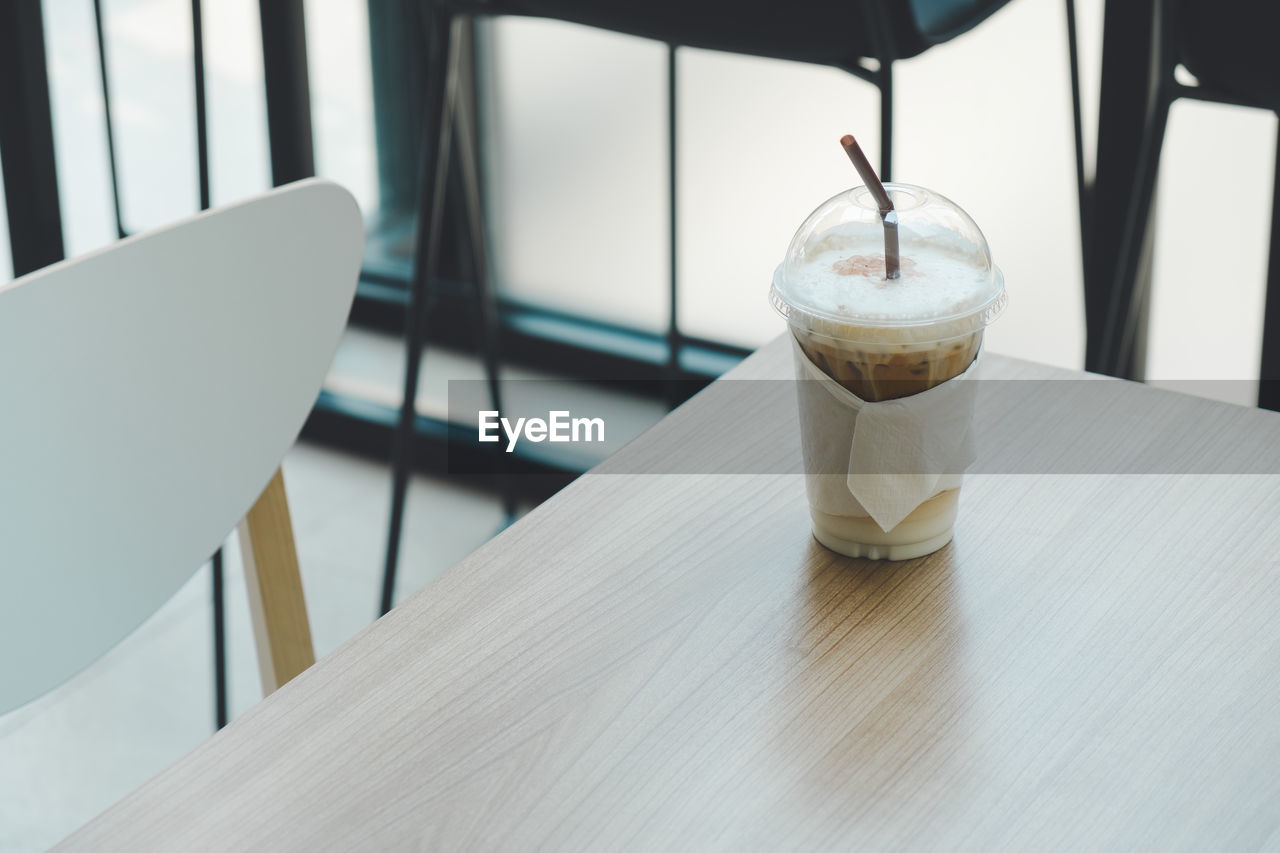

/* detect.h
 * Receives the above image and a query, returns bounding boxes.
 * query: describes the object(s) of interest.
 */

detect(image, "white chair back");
[0,179,363,715]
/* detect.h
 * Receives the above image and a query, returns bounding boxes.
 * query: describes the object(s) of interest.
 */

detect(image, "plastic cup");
[771,183,1006,560]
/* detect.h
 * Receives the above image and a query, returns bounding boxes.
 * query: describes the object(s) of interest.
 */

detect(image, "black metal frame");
[0,0,65,276]
[1082,0,1154,379]
[1092,0,1280,410]
[259,0,315,186]
[1065,0,1088,278]
[210,548,227,730]
[1265,146,1280,411]
[3,0,1041,624]
[379,9,511,615]
[191,0,229,730]
[93,0,127,240]
[0,0,1093,712]
[373,1,909,615]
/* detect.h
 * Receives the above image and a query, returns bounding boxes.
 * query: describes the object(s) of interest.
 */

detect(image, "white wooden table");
[61,337,1280,851]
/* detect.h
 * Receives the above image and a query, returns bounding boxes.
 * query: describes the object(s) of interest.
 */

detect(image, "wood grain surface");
[60,337,1280,851]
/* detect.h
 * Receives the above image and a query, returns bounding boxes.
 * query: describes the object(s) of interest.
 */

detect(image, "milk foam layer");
[776,224,995,325]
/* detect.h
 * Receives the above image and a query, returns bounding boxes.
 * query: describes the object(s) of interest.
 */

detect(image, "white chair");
[0,178,364,715]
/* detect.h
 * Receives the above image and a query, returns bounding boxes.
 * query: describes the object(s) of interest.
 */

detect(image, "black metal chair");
[1092,0,1280,408]
[379,0,1045,614]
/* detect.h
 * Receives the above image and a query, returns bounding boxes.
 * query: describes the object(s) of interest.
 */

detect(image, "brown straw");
[840,134,900,279]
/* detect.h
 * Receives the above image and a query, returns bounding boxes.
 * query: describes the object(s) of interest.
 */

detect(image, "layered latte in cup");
[771,183,1006,560]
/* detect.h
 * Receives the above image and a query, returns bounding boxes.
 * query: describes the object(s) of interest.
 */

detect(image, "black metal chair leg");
[380,3,456,616]
[664,45,682,410]
[1065,0,1089,273]
[879,61,893,182]
[859,0,895,182]
[452,23,517,519]
[258,0,315,185]
[1098,89,1172,378]
[0,0,65,276]
[1260,142,1280,412]
[1083,0,1159,374]
[211,547,227,729]
[93,0,127,239]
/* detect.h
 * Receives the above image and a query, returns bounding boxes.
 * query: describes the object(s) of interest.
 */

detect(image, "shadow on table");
[746,542,979,845]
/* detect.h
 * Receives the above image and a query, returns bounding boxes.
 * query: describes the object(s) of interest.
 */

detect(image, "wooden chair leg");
[238,466,314,695]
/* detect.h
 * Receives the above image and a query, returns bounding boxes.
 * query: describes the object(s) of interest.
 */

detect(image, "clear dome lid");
[770,183,1006,342]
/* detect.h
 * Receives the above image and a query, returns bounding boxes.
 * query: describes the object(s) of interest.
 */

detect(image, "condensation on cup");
[771,183,1007,560]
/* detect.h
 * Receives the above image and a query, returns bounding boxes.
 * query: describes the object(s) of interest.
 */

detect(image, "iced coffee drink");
[771,182,1006,560]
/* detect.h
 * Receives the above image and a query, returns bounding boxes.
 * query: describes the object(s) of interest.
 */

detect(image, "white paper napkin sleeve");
[791,335,980,531]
